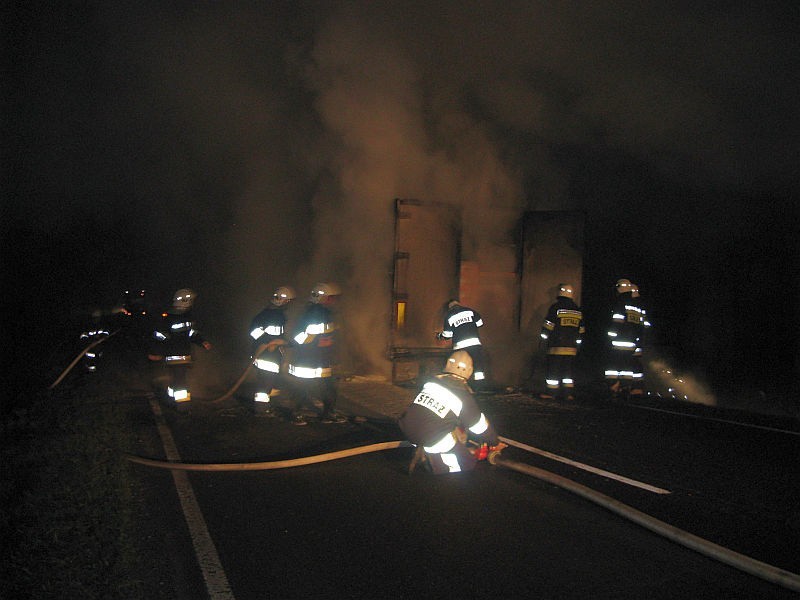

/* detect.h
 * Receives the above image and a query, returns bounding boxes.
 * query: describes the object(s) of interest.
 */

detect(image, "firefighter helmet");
[310,282,341,304]
[557,283,574,299]
[171,288,196,312]
[443,350,474,380]
[271,286,296,307]
[615,279,634,294]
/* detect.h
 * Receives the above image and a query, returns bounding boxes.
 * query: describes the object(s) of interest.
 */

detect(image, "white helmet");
[443,350,474,380]
[271,286,296,307]
[615,279,634,294]
[310,282,341,304]
[557,283,574,299]
[171,288,196,312]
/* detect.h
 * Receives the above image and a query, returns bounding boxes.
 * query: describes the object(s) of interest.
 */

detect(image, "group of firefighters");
[140,283,348,425]
[73,277,649,475]
[539,278,651,402]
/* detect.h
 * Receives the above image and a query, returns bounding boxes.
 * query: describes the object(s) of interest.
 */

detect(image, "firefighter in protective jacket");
[286,283,345,425]
[249,286,295,416]
[540,283,585,400]
[605,278,646,397]
[79,309,111,373]
[149,288,211,406]
[629,282,651,396]
[398,351,504,474]
[438,299,489,390]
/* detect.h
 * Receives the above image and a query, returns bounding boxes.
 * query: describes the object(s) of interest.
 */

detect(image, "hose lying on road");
[490,453,800,594]
[49,330,119,390]
[127,427,799,593]
[125,440,413,471]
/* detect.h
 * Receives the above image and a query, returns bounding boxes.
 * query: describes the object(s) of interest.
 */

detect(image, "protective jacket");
[398,373,498,474]
[249,306,288,373]
[152,309,207,364]
[288,303,337,379]
[607,293,645,353]
[79,312,111,372]
[441,303,483,350]
[541,297,585,355]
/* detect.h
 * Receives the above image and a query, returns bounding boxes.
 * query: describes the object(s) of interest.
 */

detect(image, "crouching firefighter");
[398,351,506,474]
[148,288,212,408]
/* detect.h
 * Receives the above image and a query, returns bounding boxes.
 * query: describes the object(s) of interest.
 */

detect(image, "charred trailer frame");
[389,198,584,391]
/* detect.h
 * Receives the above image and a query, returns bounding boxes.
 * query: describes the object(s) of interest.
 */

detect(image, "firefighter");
[437,299,489,391]
[148,288,212,408]
[248,285,295,416]
[629,282,651,396]
[79,309,111,373]
[539,283,585,400]
[605,278,645,399]
[286,282,346,425]
[398,351,505,475]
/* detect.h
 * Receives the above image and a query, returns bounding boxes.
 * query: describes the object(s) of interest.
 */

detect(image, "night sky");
[4,1,798,398]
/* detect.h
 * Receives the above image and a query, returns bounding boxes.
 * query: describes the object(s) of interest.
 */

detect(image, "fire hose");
[211,341,283,403]
[125,433,800,592]
[49,329,120,390]
[489,450,800,593]
[125,440,413,471]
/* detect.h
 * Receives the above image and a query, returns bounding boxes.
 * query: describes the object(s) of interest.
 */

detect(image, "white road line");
[149,398,235,599]
[631,404,800,436]
[499,436,671,495]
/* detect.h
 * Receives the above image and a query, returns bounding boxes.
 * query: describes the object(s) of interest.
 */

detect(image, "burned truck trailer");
[389,199,584,390]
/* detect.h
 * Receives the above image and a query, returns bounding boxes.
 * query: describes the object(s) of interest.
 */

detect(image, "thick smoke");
[299,6,523,375]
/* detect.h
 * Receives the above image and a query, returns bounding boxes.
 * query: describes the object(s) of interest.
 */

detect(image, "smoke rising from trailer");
[293,8,525,375]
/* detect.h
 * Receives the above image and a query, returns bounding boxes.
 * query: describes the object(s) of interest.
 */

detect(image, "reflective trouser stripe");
[254,358,279,373]
[169,387,190,402]
[440,452,461,473]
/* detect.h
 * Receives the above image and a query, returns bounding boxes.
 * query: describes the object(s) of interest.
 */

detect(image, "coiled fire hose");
[489,450,800,593]
[49,329,119,390]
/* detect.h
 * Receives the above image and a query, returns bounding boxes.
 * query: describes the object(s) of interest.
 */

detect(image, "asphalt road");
[121,379,799,600]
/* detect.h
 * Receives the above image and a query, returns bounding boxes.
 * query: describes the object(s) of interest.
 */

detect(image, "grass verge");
[1,386,147,599]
